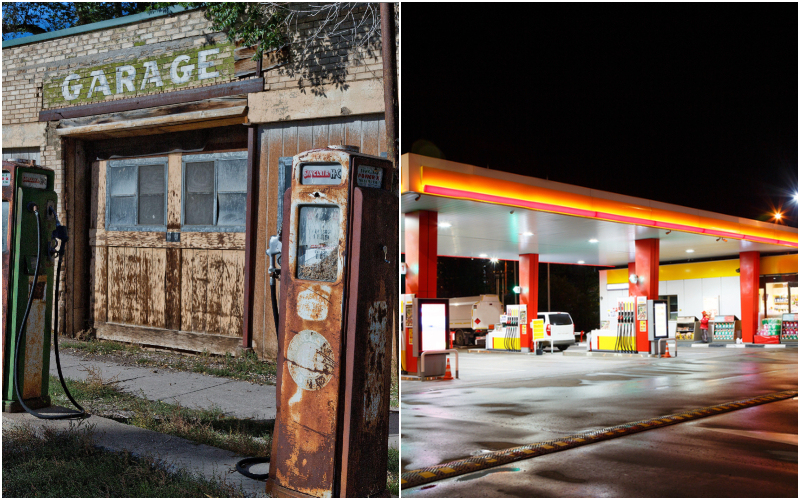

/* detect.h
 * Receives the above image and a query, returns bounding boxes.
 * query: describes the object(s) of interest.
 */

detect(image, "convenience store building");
[401,153,798,343]
[2,5,394,360]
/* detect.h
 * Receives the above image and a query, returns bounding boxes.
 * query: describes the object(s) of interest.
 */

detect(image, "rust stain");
[363,300,388,428]
[297,284,332,321]
[23,276,47,400]
[286,329,335,393]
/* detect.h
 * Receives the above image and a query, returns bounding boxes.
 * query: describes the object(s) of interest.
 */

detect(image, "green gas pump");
[2,160,84,418]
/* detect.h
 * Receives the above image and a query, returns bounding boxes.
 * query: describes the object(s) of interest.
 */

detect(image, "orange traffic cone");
[662,342,672,358]
[441,358,454,380]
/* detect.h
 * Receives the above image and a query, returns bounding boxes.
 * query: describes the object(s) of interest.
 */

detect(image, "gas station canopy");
[401,154,798,266]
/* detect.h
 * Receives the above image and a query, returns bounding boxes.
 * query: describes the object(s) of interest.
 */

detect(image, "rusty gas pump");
[265,146,397,498]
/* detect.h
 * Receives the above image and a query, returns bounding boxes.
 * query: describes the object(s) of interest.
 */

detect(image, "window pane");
[184,193,213,225]
[297,206,340,282]
[217,159,247,193]
[217,193,246,226]
[138,164,164,195]
[185,162,214,193]
[108,166,136,196]
[109,196,136,226]
[138,194,164,225]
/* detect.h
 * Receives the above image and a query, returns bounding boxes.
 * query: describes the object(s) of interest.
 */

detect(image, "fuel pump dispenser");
[647,299,669,356]
[265,146,397,498]
[485,304,527,352]
[400,293,416,374]
[2,160,84,418]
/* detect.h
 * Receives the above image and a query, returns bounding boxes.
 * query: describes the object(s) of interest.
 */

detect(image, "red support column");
[739,251,760,343]
[404,211,438,298]
[627,262,639,297]
[633,239,659,352]
[519,254,539,350]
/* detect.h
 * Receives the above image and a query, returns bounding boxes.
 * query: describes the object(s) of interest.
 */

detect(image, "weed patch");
[2,423,244,497]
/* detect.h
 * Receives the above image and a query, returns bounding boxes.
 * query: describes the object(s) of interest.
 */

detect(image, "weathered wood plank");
[165,247,182,331]
[92,246,108,324]
[328,117,345,148]
[126,247,140,325]
[205,250,224,335]
[361,115,380,156]
[96,322,242,357]
[191,250,208,332]
[181,249,194,332]
[378,119,387,157]
[228,250,245,337]
[150,248,166,329]
[297,121,314,154]
[167,154,182,230]
[344,118,362,153]
[59,98,248,129]
[90,230,245,250]
[312,119,328,149]
[97,160,107,230]
[139,247,153,327]
[107,247,124,323]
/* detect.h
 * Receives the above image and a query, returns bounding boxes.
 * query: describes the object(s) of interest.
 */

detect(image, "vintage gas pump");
[265,146,397,498]
[2,160,83,418]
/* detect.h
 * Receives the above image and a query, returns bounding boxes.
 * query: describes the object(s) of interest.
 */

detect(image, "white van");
[534,312,576,351]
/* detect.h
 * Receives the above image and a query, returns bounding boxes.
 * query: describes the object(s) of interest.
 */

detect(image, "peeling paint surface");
[286,329,335,392]
[23,277,46,400]
[364,301,388,426]
[297,284,332,321]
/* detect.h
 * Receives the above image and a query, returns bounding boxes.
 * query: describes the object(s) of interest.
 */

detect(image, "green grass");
[2,423,244,498]
[60,339,278,384]
[48,373,273,458]
[387,446,399,496]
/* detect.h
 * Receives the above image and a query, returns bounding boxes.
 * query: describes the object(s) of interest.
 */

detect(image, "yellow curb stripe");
[401,390,798,490]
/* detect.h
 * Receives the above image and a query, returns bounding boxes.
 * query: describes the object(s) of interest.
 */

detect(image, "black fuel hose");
[13,206,86,419]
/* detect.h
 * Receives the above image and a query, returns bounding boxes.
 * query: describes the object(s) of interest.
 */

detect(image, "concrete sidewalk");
[2,350,399,498]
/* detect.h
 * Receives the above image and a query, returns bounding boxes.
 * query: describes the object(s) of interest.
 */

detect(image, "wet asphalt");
[400,346,798,497]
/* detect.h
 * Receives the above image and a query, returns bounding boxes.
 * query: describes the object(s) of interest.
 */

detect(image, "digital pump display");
[297,206,340,282]
[420,303,447,351]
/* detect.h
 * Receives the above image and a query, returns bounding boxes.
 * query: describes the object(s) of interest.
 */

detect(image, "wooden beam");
[96,322,243,356]
[56,106,248,137]
[39,78,264,122]
[242,125,259,348]
[90,229,245,250]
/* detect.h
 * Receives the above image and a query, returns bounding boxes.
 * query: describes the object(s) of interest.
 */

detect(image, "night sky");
[401,3,798,228]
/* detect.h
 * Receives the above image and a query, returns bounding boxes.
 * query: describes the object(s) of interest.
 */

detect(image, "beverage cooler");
[780,313,798,341]
[675,316,698,341]
[710,316,740,342]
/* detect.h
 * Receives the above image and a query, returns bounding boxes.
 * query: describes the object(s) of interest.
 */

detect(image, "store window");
[106,157,168,231]
[182,152,247,232]
[658,294,679,321]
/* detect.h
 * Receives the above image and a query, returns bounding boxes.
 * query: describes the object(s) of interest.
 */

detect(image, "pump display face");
[300,162,343,185]
[297,206,340,281]
[420,303,447,351]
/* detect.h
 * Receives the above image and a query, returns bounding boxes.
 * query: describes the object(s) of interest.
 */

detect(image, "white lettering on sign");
[356,165,383,188]
[58,47,223,101]
[62,74,82,101]
[20,173,47,190]
[2,172,11,187]
[301,164,343,185]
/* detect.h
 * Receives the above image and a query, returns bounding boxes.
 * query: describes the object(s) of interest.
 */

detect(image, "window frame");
[181,151,248,233]
[106,157,168,232]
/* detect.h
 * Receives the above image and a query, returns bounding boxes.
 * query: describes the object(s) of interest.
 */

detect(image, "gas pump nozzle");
[267,232,281,286]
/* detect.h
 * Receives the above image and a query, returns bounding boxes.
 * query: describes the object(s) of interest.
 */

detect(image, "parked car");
[535,312,576,351]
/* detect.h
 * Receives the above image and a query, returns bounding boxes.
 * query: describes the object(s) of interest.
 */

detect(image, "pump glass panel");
[300,163,343,185]
[297,206,340,281]
[420,303,447,351]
